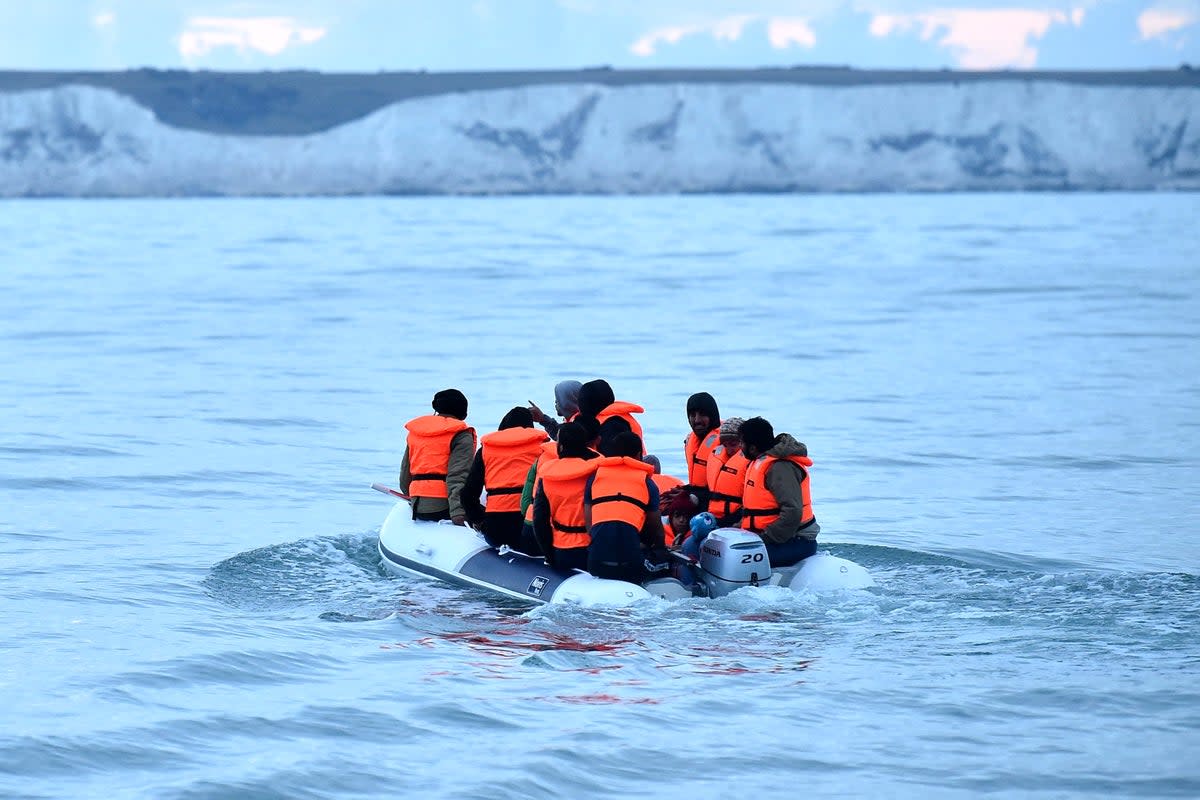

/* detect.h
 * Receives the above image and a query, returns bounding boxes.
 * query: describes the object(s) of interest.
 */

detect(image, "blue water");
[2,193,1198,799]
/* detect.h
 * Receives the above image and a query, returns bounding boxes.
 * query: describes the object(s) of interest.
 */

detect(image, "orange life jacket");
[706,447,748,519]
[480,427,550,513]
[596,401,646,443]
[405,415,476,499]
[538,457,600,550]
[684,429,721,486]
[523,440,561,524]
[651,472,684,496]
[740,455,814,534]
[588,456,655,529]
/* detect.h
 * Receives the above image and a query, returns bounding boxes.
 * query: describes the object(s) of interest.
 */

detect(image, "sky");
[0,0,1196,72]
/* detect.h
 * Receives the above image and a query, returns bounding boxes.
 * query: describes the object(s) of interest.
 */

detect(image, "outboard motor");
[697,529,772,598]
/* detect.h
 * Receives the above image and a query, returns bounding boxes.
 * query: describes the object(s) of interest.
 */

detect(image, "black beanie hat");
[685,392,720,426]
[432,388,468,420]
[739,416,776,451]
[577,379,615,418]
[499,406,534,430]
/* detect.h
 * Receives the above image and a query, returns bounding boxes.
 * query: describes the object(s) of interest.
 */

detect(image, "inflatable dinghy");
[374,486,873,607]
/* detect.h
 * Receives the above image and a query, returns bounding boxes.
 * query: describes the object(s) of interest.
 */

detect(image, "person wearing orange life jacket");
[461,407,549,550]
[683,392,722,488]
[532,421,601,570]
[577,379,646,450]
[659,391,721,514]
[664,490,701,550]
[527,380,582,441]
[705,416,748,528]
[398,389,476,525]
[519,416,600,556]
[584,431,668,583]
[737,416,820,567]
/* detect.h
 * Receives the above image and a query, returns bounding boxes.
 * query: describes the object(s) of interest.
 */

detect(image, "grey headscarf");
[554,380,583,418]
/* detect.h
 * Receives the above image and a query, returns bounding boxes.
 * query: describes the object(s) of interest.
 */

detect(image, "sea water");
[1,193,1197,799]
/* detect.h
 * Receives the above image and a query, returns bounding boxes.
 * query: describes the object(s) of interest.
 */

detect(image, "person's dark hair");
[432,388,468,420]
[686,392,721,428]
[610,431,643,459]
[641,454,662,474]
[739,416,777,451]
[498,406,534,430]
[597,416,632,455]
[577,379,615,418]
[575,414,601,444]
[739,419,777,450]
[557,422,590,458]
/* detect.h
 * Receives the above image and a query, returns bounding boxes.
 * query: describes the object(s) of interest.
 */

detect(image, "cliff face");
[2,80,1197,196]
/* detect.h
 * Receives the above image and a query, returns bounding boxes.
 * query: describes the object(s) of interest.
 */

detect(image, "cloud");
[767,17,817,48]
[92,11,115,29]
[869,7,1085,68]
[177,16,327,61]
[630,13,816,56]
[1137,7,1198,39]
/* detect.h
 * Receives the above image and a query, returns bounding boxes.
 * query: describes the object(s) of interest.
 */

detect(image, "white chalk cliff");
[1,81,1197,195]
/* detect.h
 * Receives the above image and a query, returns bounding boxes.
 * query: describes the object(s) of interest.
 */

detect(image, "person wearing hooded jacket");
[737,416,820,567]
[399,389,476,525]
[683,392,722,488]
[577,379,646,449]
[659,391,721,514]
[527,380,582,441]
[461,406,550,549]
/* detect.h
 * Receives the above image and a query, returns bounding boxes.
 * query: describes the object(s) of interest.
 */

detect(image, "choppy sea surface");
[2,193,1198,799]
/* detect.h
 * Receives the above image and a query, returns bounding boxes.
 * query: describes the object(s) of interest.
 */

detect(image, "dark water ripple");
[109,649,344,689]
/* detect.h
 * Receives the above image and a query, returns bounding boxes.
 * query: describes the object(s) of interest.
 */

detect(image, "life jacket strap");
[742,505,780,532]
[590,493,650,512]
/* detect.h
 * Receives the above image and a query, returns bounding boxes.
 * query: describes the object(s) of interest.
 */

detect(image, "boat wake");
[204,530,1198,630]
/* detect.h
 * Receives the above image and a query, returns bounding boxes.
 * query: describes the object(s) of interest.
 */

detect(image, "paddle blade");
[371,483,410,501]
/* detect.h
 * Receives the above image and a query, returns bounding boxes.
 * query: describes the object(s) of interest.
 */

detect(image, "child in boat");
[664,491,700,549]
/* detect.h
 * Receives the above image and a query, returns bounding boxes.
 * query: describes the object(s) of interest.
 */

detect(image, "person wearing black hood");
[577,379,646,450]
[461,406,549,549]
[660,392,721,513]
[683,392,722,488]
[738,416,820,567]
[399,389,476,524]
